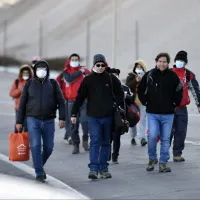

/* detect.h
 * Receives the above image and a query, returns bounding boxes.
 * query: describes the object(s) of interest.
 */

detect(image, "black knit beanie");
[174,50,188,63]
[93,54,106,65]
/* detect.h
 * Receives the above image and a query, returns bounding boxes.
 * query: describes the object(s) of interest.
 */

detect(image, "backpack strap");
[185,69,191,83]
[144,69,153,95]
[15,79,19,88]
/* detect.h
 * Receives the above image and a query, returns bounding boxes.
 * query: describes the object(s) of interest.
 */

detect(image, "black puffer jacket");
[16,61,65,124]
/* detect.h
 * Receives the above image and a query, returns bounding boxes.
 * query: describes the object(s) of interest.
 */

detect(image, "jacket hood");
[18,64,33,79]
[33,60,49,78]
[133,60,147,73]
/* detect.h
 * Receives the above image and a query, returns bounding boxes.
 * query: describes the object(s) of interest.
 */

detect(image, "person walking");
[9,64,33,133]
[170,50,200,162]
[138,53,183,173]
[126,60,148,146]
[71,54,124,179]
[16,60,65,182]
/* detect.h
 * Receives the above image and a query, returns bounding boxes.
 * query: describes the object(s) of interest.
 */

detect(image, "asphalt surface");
[1,71,200,199]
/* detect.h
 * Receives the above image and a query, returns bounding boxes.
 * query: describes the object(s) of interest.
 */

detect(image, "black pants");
[170,107,188,157]
[109,133,121,160]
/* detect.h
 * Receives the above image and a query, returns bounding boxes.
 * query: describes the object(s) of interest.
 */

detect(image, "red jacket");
[172,67,190,107]
[56,60,90,101]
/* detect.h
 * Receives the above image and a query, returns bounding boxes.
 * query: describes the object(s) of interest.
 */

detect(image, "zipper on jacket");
[40,81,44,117]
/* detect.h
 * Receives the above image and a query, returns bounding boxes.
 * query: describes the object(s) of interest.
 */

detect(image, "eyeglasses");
[96,64,106,68]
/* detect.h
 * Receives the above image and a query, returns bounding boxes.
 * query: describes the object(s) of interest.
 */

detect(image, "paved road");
[1,71,200,199]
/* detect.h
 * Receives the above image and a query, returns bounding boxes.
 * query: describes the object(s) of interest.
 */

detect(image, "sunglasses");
[96,64,106,68]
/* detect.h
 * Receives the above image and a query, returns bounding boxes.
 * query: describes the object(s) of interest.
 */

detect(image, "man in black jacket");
[71,54,124,180]
[138,53,183,173]
[16,60,65,182]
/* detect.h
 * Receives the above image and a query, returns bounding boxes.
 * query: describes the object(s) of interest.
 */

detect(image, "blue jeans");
[15,110,28,133]
[147,113,174,163]
[88,116,112,172]
[27,117,55,176]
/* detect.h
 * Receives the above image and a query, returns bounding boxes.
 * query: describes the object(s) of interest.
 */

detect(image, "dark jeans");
[88,116,112,172]
[110,133,121,160]
[170,107,188,157]
[64,100,70,140]
[27,117,55,177]
[68,100,88,144]
[15,110,28,133]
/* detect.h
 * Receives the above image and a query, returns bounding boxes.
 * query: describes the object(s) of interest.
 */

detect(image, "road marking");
[185,140,200,145]
[0,154,89,199]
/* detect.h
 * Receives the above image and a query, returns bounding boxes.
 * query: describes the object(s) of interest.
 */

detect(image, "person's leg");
[64,100,71,144]
[146,113,160,171]
[80,101,89,151]
[130,126,137,145]
[159,114,174,173]
[138,106,147,146]
[88,117,102,179]
[112,133,121,164]
[99,116,112,179]
[41,119,55,166]
[172,107,188,162]
[27,117,44,180]
[68,100,80,154]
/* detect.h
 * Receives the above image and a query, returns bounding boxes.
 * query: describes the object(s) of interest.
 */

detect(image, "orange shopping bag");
[9,132,30,161]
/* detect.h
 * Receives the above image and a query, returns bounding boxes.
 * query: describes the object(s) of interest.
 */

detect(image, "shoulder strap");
[144,70,153,94]
[185,69,190,82]
[109,74,116,102]
[15,79,19,88]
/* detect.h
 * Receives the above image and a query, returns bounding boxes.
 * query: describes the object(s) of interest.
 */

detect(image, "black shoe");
[72,144,80,154]
[131,139,137,145]
[36,175,45,183]
[43,170,47,180]
[88,171,98,180]
[112,153,119,164]
[146,159,156,172]
[141,138,147,146]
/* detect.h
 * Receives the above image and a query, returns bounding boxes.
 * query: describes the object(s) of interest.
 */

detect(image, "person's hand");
[59,120,65,129]
[198,107,200,113]
[136,75,142,82]
[80,68,85,73]
[16,124,22,132]
[71,117,77,124]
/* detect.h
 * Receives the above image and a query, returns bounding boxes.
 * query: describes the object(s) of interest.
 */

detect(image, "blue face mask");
[175,61,185,68]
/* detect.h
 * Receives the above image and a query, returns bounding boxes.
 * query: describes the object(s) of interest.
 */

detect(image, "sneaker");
[100,171,112,179]
[154,159,158,164]
[146,159,156,171]
[141,138,147,146]
[82,140,89,151]
[159,163,171,173]
[112,157,119,164]
[72,144,80,154]
[131,138,137,145]
[64,137,72,145]
[36,175,45,183]
[88,171,98,180]
[173,156,185,162]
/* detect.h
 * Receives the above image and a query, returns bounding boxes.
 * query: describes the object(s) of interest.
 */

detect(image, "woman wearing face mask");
[126,60,148,146]
[9,64,33,133]
[170,50,200,162]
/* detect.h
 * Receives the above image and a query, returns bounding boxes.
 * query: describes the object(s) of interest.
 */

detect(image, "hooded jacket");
[126,60,147,106]
[9,65,33,110]
[16,60,65,124]
[57,60,90,101]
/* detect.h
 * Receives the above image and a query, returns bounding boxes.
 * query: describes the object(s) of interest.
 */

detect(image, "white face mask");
[135,68,145,76]
[70,61,79,68]
[36,69,47,78]
[22,75,29,80]
[175,61,185,68]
